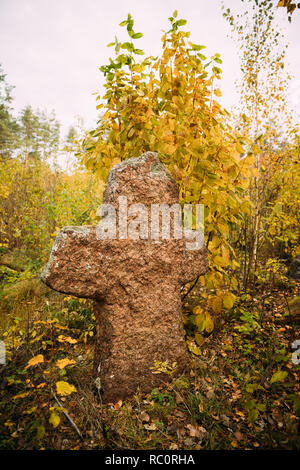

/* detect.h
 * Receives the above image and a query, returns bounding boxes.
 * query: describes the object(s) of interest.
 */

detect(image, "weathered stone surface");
[41,152,208,402]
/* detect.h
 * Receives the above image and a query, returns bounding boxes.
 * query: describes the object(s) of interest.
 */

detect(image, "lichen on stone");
[40,229,68,282]
[62,226,91,237]
[106,152,174,196]
[149,159,174,182]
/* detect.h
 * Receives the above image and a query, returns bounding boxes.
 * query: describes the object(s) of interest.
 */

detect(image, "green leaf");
[37,424,45,440]
[256,402,266,412]
[173,10,178,18]
[119,20,128,27]
[190,43,206,51]
[132,32,143,39]
[121,42,134,52]
[127,20,134,32]
[245,383,263,393]
[107,42,115,47]
[249,408,258,423]
[270,370,288,384]
[133,49,144,55]
[194,314,206,332]
[177,19,187,26]
[195,333,205,346]
[212,66,222,75]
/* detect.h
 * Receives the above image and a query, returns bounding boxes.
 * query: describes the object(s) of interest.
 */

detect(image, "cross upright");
[41,152,208,402]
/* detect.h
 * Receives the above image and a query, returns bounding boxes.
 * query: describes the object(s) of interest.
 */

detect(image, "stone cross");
[41,152,208,402]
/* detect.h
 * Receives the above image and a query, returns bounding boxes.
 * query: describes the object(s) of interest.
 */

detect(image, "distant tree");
[0,65,19,159]
[65,125,78,153]
[36,109,60,160]
[223,0,299,287]
[19,106,60,166]
[66,126,77,144]
[19,106,39,165]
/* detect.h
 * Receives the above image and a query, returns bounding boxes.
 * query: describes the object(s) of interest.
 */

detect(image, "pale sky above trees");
[0,0,299,137]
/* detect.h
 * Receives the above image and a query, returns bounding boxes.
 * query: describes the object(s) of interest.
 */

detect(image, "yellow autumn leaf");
[214,255,225,267]
[215,245,230,267]
[187,341,201,356]
[128,127,135,138]
[56,381,77,396]
[210,235,221,250]
[251,167,260,177]
[205,314,214,333]
[214,254,230,267]
[25,354,44,369]
[194,312,206,332]
[193,305,203,315]
[218,222,229,236]
[56,358,76,369]
[211,296,223,314]
[195,333,205,346]
[89,210,96,220]
[57,335,77,344]
[222,245,230,261]
[49,411,60,428]
[231,276,239,289]
[235,142,245,154]
[12,392,30,400]
[223,292,237,310]
[36,382,47,389]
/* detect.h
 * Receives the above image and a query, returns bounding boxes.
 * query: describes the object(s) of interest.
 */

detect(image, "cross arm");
[41,226,107,299]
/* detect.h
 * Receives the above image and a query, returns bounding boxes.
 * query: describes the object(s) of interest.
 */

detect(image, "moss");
[174,376,190,390]
[1,277,49,306]
[0,250,31,272]
[146,402,175,422]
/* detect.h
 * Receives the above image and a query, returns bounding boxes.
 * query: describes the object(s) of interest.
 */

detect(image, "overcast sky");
[0,0,299,140]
